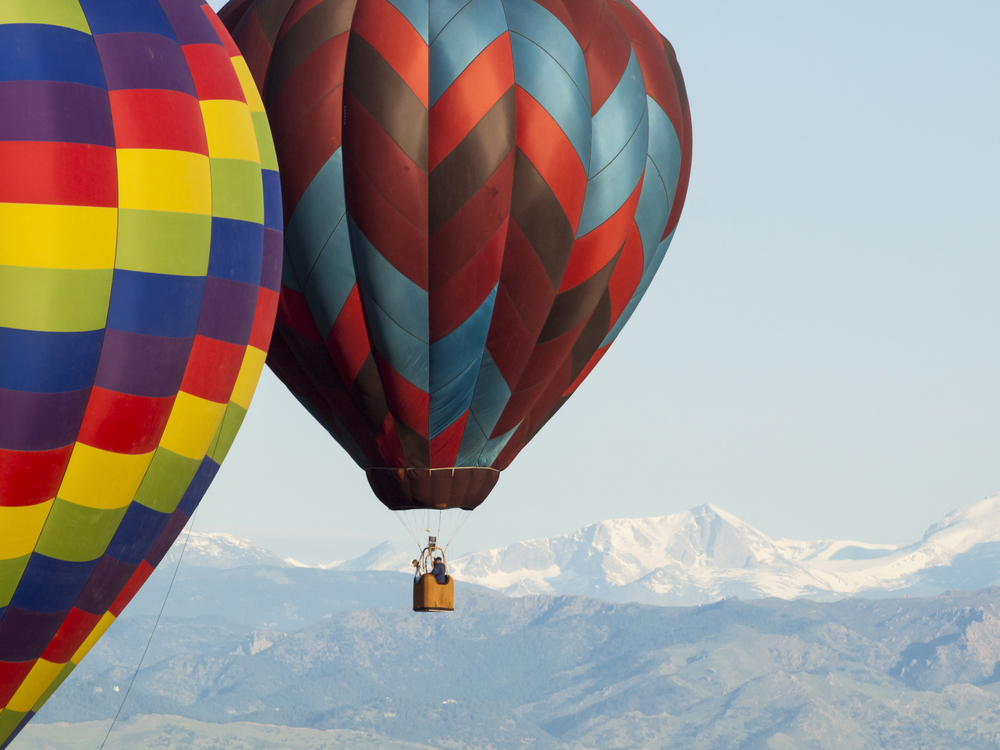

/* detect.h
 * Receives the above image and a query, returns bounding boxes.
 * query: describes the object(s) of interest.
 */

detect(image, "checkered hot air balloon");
[0,1,281,745]
[221,0,692,511]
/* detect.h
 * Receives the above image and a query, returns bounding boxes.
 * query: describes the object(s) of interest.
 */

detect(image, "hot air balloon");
[0,1,280,746]
[220,0,691,513]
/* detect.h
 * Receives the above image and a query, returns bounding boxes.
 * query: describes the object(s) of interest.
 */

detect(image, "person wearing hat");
[431,556,448,585]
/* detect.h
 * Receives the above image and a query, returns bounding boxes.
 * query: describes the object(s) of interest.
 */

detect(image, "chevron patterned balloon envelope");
[221,0,692,510]
[0,1,281,746]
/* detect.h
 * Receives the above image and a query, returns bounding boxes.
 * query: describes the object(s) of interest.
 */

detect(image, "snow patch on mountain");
[162,532,291,569]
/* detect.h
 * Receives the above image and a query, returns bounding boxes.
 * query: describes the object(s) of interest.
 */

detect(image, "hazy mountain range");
[169,493,1000,606]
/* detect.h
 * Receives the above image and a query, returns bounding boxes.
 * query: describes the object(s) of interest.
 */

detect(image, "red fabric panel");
[374,352,429,439]
[326,284,370,386]
[607,221,643,325]
[515,88,588,234]
[0,660,36,705]
[559,176,642,292]
[276,0,328,42]
[248,287,280,351]
[565,343,609,395]
[549,0,601,50]
[0,142,116,207]
[343,88,428,230]
[180,335,246,404]
[0,446,74,507]
[269,35,348,145]
[429,34,513,171]
[109,89,209,154]
[429,151,514,290]
[183,43,247,102]
[583,3,633,115]
[278,84,344,220]
[109,560,154,617]
[227,3,271,94]
[76,388,176,455]
[351,0,429,107]
[429,217,507,342]
[375,412,406,468]
[498,218,557,336]
[430,411,468,467]
[484,283,534,388]
[276,287,324,343]
[342,140,429,289]
[633,44,680,132]
[40,608,102,664]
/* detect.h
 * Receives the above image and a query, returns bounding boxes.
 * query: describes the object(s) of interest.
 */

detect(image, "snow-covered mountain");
[167,494,1000,605]
[443,495,1000,604]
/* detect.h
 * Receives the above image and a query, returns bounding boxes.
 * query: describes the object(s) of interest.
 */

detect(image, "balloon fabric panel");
[222,0,691,510]
[0,1,281,746]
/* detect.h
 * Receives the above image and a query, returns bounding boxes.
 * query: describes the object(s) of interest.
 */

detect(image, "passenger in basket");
[431,556,448,584]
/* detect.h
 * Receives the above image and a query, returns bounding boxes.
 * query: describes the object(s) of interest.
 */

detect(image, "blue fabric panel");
[78,0,178,38]
[646,97,682,213]
[633,156,670,273]
[509,33,591,173]
[285,149,346,283]
[577,104,648,237]
[280,251,303,292]
[0,25,106,87]
[429,349,482,438]
[429,0,507,107]
[348,216,429,342]
[0,328,103,393]
[469,347,510,438]
[105,270,206,338]
[359,291,430,391]
[601,229,674,348]
[9,554,100,613]
[303,217,354,340]
[428,284,496,391]
[175,457,219,517]
[502,0,589,111]
[262,169,283,231]
[455,411,489,465]
[589,50,645,177]
[105,502,169,566]
[385,0,429,43]
[429,0,470,43]
[208,218,265,285]
[478,421,518,467]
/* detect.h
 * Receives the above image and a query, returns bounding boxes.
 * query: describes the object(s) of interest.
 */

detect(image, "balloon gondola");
[412,538,454,612]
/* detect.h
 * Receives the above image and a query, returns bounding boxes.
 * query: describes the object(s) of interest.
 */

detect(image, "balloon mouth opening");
[366,467,500,511]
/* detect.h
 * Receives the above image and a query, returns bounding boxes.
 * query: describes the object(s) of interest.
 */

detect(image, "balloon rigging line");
[98,508,199,750]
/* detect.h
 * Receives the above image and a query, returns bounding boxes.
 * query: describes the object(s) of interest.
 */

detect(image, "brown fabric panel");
[366,468,498,510]
[509,149,575,288]
[348,353,390,432]
[428,87,515,234]
[268,0,358,94]
[218,0,255,28]
[538,246,622,343]
[569,288,611,383]
[393,415,431,469]
[254,0,298,46]
[344,34,428,172]
[661,35,689,117]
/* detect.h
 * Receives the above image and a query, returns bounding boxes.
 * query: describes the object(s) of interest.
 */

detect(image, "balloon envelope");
[222,0,691,510]
[0,1,280,745]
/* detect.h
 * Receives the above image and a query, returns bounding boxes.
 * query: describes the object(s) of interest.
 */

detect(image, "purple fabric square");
[94,329,194,398]
[94,32,197,96]
[196,277,258,345]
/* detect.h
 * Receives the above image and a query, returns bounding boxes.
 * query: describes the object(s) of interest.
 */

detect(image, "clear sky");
[203,1,1000,563]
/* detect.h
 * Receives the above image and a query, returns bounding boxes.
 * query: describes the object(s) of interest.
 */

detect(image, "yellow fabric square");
[230,56,264,113]
[229,345,267,410]
[200,100,260,163]
[57,444,154,510]
[0,0,90,33]
[6,659,64,713]
[159,392,228,460]
[117,149,211,215]
[0,204,117,269]
[71,612,115,665]
[0,501,53,560]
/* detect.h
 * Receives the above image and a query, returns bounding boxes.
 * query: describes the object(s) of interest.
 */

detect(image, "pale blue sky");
[204,1,1000,562]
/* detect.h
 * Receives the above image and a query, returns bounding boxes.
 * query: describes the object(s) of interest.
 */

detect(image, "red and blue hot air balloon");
[221,0,692,510]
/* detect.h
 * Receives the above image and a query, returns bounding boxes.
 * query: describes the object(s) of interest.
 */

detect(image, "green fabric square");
[115,210,211,276]
[133,448,201,514]
[211,158,265,223]
[0,555,30,607]
[34,500,128,563]
[210,402,248,465]
[251,112,279,172]
[0,266,112,332]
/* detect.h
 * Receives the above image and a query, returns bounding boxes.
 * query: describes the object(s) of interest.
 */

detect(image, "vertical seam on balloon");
[508,31,589,114]
[278,81,345,156]
[342,149,429,238]
[582,1,605,54]
[587,99,647,184]
[301,211,347,287]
